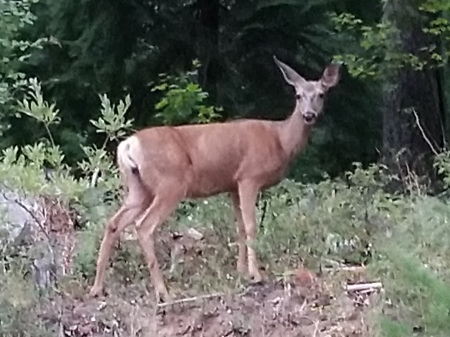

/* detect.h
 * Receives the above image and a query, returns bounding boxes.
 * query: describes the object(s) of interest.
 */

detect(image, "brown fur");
[89,56,341,302]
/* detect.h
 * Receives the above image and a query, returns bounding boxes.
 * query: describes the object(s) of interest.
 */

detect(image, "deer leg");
[237,181,262,283]
[89,201,148,297]
[134,191,182,303]
[230,192,248,276]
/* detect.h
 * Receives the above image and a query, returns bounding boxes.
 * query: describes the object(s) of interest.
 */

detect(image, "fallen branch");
[322,265,366,273]
[340,265,366,272]
[346,282,383,292]
[156,292,225,309]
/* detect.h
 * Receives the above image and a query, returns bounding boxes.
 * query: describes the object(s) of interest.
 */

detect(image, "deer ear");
[273,55,305,87]
[320,63,341,89]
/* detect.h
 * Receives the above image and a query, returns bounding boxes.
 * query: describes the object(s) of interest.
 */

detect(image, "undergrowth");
[0,74,450,336]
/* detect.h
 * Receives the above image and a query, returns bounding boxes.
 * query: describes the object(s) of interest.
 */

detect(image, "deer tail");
[117,137,140,175]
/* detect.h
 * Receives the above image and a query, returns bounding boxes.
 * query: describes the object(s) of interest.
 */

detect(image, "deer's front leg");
[237,181,262,283]
[230,192,248,276]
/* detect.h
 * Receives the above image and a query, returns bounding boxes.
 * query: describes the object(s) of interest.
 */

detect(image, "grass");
[3,72,449,336]
[2,161,450,336]
[368,194,450,337]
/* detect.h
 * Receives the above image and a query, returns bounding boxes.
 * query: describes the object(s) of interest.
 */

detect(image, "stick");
[411,108,439,155]
[296,316,320,337]
[90,167,100,188]
[346,282,383,292]
[321,264,366,272]
[156,292,225,309]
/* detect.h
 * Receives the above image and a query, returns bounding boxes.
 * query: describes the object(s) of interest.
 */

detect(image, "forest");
[2,0,450,336]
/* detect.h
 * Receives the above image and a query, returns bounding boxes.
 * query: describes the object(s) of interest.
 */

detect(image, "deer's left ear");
[273,55,306,87]
[320,63,341,90]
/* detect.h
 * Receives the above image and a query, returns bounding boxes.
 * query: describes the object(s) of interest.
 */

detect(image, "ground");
[40,227,380,337]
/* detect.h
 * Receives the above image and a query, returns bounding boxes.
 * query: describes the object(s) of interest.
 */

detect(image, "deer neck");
[278,104,313,158]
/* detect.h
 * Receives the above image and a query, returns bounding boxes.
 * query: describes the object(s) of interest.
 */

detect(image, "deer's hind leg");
[133,180,185,303]
[89,179,151,297]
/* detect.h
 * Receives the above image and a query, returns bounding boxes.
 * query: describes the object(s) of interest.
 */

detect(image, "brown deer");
[89,56,341,302]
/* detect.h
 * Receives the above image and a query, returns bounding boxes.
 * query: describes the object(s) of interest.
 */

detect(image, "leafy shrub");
[151,60,222,125]
[3,59,450,337]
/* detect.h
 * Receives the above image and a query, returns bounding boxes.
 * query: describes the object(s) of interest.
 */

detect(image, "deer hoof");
[88,285,104,298]
[156,290,173,304]
[249,272,263,284]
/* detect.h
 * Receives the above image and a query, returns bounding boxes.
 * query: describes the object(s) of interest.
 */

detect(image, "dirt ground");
[42,263,378,337]
[30,215,380,337]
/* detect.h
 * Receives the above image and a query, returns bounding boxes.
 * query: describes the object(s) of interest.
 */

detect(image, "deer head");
[273,56,340,125]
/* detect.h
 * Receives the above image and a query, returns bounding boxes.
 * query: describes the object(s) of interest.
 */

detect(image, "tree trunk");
[382,0,446,187]
[195,0,220,104]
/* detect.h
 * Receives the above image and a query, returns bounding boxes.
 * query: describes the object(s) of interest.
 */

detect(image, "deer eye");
[318,93,325,99]
[296,94,301,100]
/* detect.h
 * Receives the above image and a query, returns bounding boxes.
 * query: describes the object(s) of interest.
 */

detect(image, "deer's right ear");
[273,55,305,87]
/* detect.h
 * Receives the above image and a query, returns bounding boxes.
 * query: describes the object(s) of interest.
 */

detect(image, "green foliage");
[0,0,41,99]
[0,269,51,337]
[0,76,136,333]
[434,151,450,188]
[0,77,127,250]
[0,0,48,140]
[378,318,410,337]
[2,79,82,202]
[3,76,450,334]
[370,195,450,336]
[331,0,450,79]
[3,1,450,334]
[151,60,222,126]
[3,0,381,181]
[330,12,392,78]
[358,150,450,337]
[91,94,134,141]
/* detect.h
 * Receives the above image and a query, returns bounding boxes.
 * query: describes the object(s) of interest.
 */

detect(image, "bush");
[2,72,450,336]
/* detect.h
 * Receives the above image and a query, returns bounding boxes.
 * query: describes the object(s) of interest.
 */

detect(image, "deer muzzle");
[303,112,316,124]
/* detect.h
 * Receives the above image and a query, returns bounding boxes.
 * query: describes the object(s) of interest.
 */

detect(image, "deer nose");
[303,112,316,123]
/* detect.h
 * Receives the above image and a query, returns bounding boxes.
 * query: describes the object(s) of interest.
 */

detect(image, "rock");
[0,188,38,244]
[0,187,76,290]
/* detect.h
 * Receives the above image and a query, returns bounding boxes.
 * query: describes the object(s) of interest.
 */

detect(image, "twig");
[298,299,307,312]
[411,108,439,155]
[313,319,320,337]
[322,265,366,273]
[298,316,320,337]
[346,282,383,292]
[57,295,65,337]
[90,167,100,187]
[341,265,366,272]
[223,329,234,337]
[156,292,225,309]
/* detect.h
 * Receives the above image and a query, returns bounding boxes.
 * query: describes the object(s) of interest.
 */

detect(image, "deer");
[88,55,341,303]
